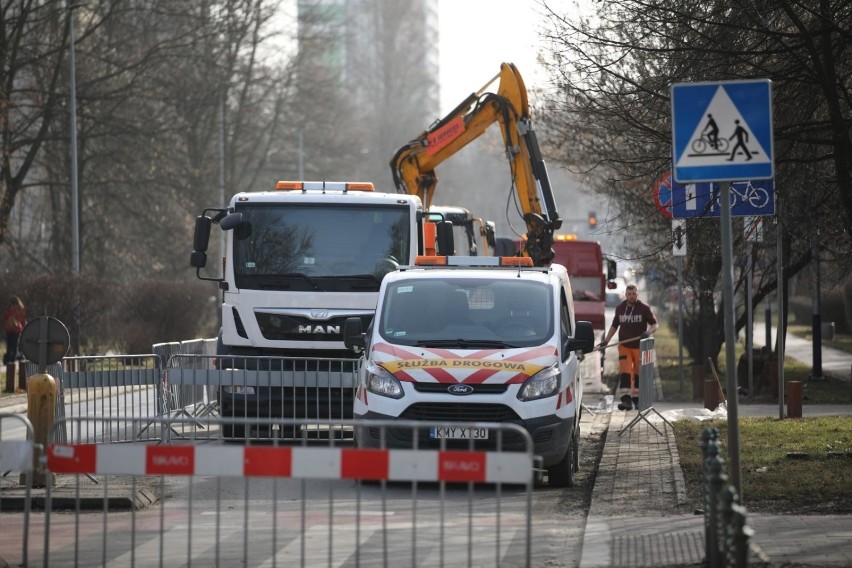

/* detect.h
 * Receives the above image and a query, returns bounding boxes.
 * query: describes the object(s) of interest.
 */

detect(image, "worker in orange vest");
[601,284,658,410]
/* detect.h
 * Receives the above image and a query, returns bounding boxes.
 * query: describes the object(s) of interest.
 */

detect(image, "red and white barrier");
[47,443,531,484]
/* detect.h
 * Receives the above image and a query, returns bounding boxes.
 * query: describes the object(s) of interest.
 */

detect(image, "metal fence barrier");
[619,338,672,436]
[0,413,36,567]
[12,416,535,568]
[17,341,360,444]
[701,426,767,568]
[40,355,165,444]
[164,354,360,441]
[155,339,219,423]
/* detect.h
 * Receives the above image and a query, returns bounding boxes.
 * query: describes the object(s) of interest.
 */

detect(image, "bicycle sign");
[671,179,775,219]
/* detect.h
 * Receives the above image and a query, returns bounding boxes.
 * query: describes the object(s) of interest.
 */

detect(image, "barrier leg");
[17,361,27,390]
[4,363,14,393]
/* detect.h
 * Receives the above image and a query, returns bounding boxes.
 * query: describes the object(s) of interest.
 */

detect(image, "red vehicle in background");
[519,234,614,330]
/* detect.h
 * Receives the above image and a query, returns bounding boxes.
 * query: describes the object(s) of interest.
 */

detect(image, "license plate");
[429,426,489,440]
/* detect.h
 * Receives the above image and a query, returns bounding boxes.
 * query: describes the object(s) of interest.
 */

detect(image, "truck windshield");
[232,203,410,291]
[379,278,553,347]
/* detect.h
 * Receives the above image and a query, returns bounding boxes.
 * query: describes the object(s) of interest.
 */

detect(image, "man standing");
[3,296,26,365]
[601,284,658,410]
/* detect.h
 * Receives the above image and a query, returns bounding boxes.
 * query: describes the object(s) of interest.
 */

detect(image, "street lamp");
[66,1,83,353]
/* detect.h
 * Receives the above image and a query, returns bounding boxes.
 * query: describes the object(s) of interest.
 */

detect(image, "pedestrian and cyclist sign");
[671,80,773,183]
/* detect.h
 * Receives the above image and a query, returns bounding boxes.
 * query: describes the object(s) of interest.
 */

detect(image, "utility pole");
[67,2,82,354]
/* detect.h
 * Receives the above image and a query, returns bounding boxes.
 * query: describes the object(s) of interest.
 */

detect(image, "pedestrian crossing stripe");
[671,80,773,183]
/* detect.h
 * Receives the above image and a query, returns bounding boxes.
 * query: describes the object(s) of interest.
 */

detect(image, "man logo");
[447,384,474,395]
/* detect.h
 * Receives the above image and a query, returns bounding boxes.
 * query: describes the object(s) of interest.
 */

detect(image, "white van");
[343,256,595,487]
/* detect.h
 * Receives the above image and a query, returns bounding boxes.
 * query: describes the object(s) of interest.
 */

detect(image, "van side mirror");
[566,321,595,354]
[343,317,365,350]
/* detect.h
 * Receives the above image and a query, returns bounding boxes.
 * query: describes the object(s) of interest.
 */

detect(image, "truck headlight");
[517,364,560,401]
[365,361,404,399]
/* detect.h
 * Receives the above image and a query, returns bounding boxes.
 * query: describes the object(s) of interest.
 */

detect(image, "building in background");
[296,0,440,186]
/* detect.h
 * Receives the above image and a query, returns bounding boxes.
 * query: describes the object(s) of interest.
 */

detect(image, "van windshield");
[231,203,410,292]
[379,278,553,347]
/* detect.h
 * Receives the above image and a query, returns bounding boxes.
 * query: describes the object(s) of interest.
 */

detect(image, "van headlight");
[517,364,560,401]
[365,361,404,399]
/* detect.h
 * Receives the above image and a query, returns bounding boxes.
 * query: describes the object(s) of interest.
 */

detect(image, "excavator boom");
[390,62,561,265]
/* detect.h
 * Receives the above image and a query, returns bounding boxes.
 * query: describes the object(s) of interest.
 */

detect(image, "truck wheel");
[547,424,578,488]
[222,423,246,440]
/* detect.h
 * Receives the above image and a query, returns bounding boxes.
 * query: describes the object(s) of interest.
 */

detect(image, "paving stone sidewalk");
[579,399,852,568]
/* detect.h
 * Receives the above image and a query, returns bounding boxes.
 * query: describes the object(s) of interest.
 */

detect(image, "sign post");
[671,219,686,394]
[672,79,774,501]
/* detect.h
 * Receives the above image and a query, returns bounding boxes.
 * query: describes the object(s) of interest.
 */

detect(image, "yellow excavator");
[390,62,562,266]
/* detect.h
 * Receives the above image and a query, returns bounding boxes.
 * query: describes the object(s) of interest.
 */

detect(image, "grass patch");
[673,417,852,514]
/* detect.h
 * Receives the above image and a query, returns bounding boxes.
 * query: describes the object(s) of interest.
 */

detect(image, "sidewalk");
[580,396,852,567]
[751,324,852,380]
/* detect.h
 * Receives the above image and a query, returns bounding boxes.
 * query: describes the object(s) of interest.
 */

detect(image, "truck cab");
[343,255,596,487]
[190,181,452,437]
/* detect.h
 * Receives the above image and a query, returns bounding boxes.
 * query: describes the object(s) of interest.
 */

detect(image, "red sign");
[653,172,673,220]
[438,450,486,482]
[426,116,464,156]
[147,446,194,475]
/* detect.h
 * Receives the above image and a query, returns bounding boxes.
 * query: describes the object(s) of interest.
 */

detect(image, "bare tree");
[538,0,852,364]
[0,1,70,256]
[2,0,300,279]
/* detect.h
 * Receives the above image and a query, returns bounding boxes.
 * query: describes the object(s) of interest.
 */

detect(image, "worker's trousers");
[617,345,640,398]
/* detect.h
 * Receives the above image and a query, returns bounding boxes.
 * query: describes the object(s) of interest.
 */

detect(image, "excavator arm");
[390,62,562,266]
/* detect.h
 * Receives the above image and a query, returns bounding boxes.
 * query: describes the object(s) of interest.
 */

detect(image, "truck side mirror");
[436,220,455,256]
[606,258,617,282]
[193,215,212,252]
[219,212,244,231]
[343,317,365,350]
[190,250,207,269]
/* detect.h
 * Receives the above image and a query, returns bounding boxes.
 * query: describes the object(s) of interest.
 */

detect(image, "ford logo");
[447,384,474,396]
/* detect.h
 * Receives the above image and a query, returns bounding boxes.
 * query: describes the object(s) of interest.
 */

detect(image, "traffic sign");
[671,80,773,183]
[653,172,673,219]
[672,219,686,256]
[20,317,70,373]
[671,180,775,218]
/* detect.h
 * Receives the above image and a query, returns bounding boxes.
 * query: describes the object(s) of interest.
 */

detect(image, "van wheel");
[547,425,578,488]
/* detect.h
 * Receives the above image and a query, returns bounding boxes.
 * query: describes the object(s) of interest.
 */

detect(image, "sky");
[437,0,574,115]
